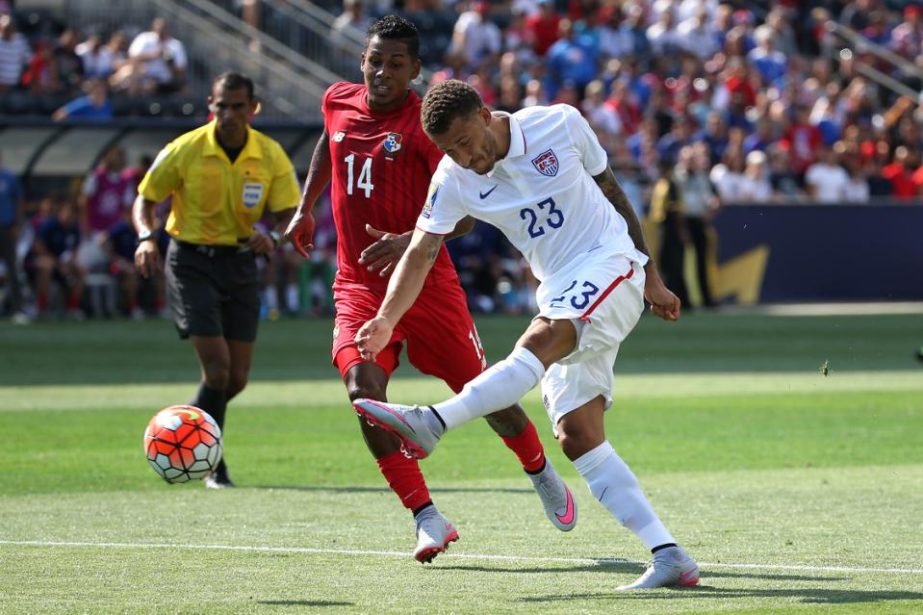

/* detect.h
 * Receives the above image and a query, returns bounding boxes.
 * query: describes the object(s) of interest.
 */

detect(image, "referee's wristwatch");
[138,229,156,243]
[268,230,282,248]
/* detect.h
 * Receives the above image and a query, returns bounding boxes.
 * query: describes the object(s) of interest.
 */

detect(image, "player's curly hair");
[367,15,420,60]
[421,80,483,136]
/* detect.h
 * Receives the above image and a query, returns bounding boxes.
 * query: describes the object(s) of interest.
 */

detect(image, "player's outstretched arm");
[359,225,411,277]
[285,130,332,258]
[644,265,681,321]
[593,167,650,257]
[593,167,682,321]
[360,216,474,277]
[356,229,444,360]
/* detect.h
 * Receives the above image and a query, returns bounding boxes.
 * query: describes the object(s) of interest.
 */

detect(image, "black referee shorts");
[165,239,260,342]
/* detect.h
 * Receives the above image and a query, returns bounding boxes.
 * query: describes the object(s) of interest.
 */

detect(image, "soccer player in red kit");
[284,15,576,563]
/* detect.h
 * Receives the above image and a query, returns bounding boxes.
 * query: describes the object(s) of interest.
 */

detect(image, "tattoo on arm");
[594,167,650,257]
[421,232,444,263]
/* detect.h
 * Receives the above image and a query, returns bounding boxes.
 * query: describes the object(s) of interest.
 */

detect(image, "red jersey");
[323,82,458,290]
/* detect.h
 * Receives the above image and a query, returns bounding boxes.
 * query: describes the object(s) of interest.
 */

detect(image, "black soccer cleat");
[204,464,235,489]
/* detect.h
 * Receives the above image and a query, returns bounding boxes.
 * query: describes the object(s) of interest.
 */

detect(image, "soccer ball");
[144,405,223,483]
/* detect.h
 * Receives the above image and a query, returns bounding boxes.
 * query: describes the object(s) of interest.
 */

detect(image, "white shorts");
[535,254,645,431]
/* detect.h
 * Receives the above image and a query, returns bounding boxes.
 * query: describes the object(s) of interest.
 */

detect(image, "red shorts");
[332,281,486,393]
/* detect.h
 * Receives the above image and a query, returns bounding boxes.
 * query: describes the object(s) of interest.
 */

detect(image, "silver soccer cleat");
[528,459,577,531]
[353,399,444,459]
[413,507,459,563]
[617,545,700,590]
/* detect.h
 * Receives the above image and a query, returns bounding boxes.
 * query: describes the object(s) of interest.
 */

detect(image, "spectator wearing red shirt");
[882,145,920,199]
[912,166,923,197]
[20,39,57,93]
[721,58,757,109]
[780,104,823,181]
[525,0,561,57]
[604,78,642,136]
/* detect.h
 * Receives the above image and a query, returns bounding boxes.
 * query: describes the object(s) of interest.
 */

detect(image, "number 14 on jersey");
[344,154,374,197]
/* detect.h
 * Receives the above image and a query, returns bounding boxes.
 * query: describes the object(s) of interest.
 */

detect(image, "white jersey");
[418,105,646,288]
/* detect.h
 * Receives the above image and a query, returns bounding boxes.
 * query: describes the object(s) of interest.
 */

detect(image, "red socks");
[377,421,545,512]
[500,420,546,473]
[377,451,432,511]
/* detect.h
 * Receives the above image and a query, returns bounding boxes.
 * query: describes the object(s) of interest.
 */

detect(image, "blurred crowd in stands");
[1,0,922,323]
[0,5,197,118]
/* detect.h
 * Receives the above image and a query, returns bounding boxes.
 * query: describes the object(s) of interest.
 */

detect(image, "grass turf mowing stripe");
[3,539,922,576]
[1,370,920,412]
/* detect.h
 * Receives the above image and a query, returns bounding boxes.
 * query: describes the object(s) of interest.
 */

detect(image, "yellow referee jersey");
[139,121,300,246]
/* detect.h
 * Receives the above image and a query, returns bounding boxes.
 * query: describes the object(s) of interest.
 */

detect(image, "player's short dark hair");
[367,15,420,60]
[421,80,483,136]
[213,72,255,100]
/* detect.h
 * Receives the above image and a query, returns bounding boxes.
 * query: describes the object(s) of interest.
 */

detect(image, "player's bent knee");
[558,430,604,461]
[226,372,249,399]
[201,364,231,391]
[346,383,387,403]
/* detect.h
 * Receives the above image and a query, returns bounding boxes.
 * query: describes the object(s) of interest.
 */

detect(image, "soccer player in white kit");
[354,80,699,590]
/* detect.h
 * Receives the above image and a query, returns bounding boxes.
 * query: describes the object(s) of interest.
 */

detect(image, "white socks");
[285,283,299,312]
[262,287,279,311]
[432,346,545,430]
[574,441,675,549]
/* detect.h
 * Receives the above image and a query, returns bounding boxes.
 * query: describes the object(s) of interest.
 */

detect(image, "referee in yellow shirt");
[132,72,300,488]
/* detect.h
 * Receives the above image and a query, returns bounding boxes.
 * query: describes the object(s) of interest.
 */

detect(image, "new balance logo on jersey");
[532,149,559,177]
[479,185,498,199]
[332,131,346,142]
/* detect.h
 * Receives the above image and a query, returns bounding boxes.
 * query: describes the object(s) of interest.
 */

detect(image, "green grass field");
[1,311,922,614]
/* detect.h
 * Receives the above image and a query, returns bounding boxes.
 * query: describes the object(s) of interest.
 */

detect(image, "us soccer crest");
[532,149,559,177]
[383,133,402,155]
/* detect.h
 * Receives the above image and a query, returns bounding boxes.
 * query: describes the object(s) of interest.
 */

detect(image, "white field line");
[2,539,921,575]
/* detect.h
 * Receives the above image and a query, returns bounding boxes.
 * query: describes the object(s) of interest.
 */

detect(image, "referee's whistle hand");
[134,242,161,279]
[248,233,275,255]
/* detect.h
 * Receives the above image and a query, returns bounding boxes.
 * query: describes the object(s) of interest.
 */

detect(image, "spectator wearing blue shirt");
[618,4,652,62]
[657,114,696,165]
[743,116,778,155]
[747,26,787,87]
[29,199,85,319]
[106,209,146,318]
[0,151,27,322]
[544,19,598,101]
[52,79,113,122]
[693,111,730,165]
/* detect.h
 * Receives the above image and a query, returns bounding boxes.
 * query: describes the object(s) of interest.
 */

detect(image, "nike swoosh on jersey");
[479,185,498,199]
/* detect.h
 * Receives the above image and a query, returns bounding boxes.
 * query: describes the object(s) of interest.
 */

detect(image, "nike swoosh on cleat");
[679,569,700,586]
[555,487,576,526]
[479,185,498,199]
[356,401,429,459]
[366,401,415,434]
[442,526,459,547]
